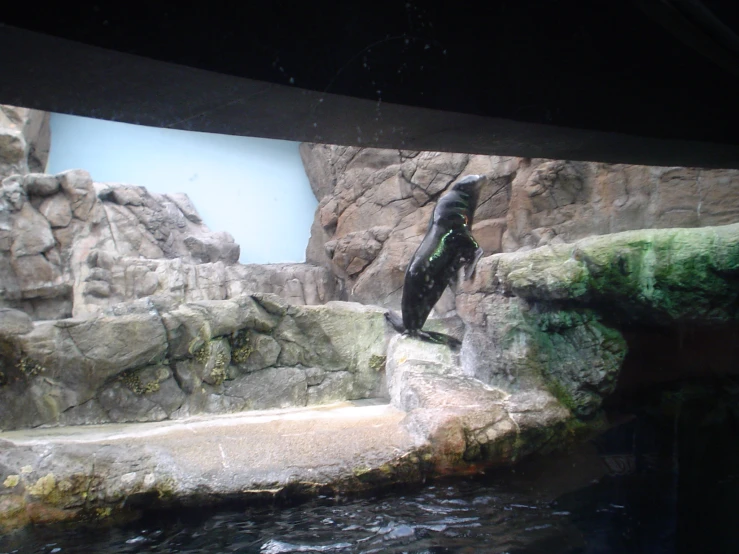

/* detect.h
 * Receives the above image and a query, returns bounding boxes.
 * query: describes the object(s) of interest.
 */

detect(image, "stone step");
[0,400,415,532]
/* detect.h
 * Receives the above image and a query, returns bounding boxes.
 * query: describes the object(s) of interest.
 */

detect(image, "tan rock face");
[300,145,739,310]
[301,145,517,308]
[1,164,337,320]
[0,105,50,180]
[0,106,336,322]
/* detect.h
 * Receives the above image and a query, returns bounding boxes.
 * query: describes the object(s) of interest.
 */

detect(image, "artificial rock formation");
[0,170,335,321]
[300,144,739,312]
[0,105,49,180]
[458,222,739,416]
[2,123,739,532]
[0,106,336,321]
[300,145,514,311]
[2,220,739,531]
[0,295,386,431]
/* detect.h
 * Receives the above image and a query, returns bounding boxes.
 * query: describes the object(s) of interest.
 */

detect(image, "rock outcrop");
[458,223,739,416]
[0,170,336,321]
[300,144,515,311]
[300,144,739,312]
[0,317,579,533]
[0,295,386,431]
[2,119,738,533]
[2,219,739,531]
[0,105,50,180]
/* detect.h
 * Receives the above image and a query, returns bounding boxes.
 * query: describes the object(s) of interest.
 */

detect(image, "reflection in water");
[2,380,738,553]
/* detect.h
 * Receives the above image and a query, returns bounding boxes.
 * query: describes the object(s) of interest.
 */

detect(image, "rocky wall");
[300,144,739,312]
[0,295,387,431]
[0,105,50,180]
[0,170,336,321]
[457,222,739,417]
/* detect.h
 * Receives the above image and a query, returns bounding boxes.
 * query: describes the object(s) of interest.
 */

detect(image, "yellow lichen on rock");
[210,351,228,385]
[118,369,162,395]
[17,355,45,377]
[193,341,210,365]
[3,475,19,488]
[230,330,253,364]
[28,473,56,498]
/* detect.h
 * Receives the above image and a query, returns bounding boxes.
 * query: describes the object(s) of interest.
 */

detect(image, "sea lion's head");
[452,174,487,204]
[433,174,488,228]
[451,174,487,216]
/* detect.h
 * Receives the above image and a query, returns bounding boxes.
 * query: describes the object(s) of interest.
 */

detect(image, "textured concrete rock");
[0,105,50,180]
[10,202,55,257]
[1,177,25,212]
[0,296,388,431]
[184,233,240,264]
[98,365,186,423]
[0,165,338,321]
[307,371,355,404]
[386,335,575,471]
[478,222,739,324]
[0,403,415,533]
[0,308,33,337]
[23,174,59,197]
[3,220,737,532]
[237,331,281,372]
[10,254,66,300]
[223,367,308,410]
[38,194,73,228]
[165,192,202,223]
[458,294,626,418]
[273,302,387,398]
[301,145,515,308]
[455,222,739,416]
[300,145,739,310]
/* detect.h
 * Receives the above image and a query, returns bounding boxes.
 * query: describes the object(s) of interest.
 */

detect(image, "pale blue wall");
[46,114,317,264]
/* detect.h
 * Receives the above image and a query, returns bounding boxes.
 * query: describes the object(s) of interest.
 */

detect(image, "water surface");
[3,381,738,553]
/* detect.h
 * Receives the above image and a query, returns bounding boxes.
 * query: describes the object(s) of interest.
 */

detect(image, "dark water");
[3,381,739,554]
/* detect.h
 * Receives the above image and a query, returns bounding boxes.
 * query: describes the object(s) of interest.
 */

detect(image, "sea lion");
[385,174,486,347]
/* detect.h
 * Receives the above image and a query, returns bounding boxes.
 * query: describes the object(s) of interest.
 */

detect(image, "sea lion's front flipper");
[463,246,484,280]
[384,310,406,334]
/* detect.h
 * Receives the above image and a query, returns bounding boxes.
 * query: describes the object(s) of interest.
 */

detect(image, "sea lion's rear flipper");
[384,310,406,334]
[416,330,462,349]
[463,246,484,280]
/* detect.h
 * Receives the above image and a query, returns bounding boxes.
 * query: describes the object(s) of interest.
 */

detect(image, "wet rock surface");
[0,402,413,533]
[458,222,739,416]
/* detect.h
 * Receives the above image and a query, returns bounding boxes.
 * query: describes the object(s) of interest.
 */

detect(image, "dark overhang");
[1,0,738,168]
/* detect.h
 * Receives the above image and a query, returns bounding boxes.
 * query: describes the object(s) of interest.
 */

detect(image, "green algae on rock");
[486,223,739,324]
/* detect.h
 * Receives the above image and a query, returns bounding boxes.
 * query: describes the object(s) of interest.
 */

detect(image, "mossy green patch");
[369,354,386,372]
[498,223,739,324]
[545,378,578,414]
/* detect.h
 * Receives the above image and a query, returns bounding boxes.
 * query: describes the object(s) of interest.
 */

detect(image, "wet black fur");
[385,175,485,348]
